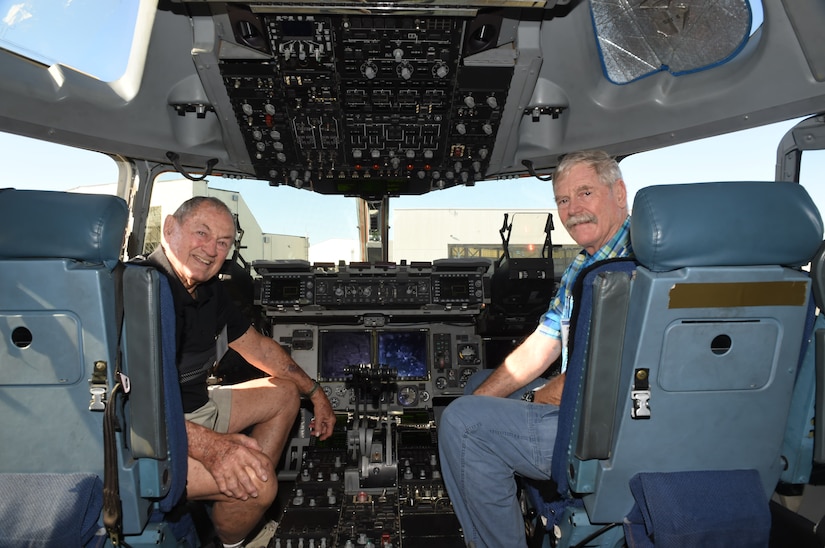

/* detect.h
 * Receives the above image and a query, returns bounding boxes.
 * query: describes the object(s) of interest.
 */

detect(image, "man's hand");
[532,373,566,406]
[308,390,336,440]
[197,430,272,500]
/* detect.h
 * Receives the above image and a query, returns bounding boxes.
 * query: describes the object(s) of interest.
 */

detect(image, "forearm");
[229,327,336,440]
[231,327,317,395]
[185,420,221,462]
[473,359,542,397]
[184,419,270,499]
[472,364,525,397]
[263,345,317,395]
[474,331,561,397]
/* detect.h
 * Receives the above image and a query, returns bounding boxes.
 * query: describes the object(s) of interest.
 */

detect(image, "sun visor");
[591,0,752,84]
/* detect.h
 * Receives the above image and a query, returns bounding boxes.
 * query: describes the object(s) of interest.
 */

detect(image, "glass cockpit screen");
[318,329,430,381]
[318,330,371,381]
[377,330,428,380]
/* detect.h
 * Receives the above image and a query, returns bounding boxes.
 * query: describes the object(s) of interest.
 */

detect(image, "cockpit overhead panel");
[218,7,515,198]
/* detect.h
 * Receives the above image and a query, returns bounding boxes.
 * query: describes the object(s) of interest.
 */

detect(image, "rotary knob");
[361,61,378,80]
[398,62,414,80]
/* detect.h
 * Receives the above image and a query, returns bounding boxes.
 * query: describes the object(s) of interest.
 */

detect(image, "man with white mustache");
[143,196,336,548]
[438,150,632,548]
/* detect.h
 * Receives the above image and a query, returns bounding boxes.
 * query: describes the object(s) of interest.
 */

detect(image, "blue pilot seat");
[541,181,824,547]
[0,189,190,547]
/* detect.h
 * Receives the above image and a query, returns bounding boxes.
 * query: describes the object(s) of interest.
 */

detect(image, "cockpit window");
[0,0,139,82]
[591,0,761,84]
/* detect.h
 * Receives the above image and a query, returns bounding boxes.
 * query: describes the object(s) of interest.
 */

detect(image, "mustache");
[565,213,597,230]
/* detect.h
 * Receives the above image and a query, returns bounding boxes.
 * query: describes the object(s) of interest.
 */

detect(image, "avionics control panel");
[258,260,489,412]
[219,8,514,198]
[272,322,483,411]
[254,258,491,311]
[258,262,489,545]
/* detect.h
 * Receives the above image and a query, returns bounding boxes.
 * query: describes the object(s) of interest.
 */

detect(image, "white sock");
[222,541,244,548]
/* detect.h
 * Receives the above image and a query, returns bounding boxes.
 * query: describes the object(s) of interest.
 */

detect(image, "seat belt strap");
[103,262,126,546]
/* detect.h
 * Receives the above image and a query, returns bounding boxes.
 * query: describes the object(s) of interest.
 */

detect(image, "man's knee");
[439,396,478,439]
[281,380,301,414]
[267,378,301,417]
[255,468,279,506]
[240,453,279,506]
[230,377,301,426]
[211,474,278,541]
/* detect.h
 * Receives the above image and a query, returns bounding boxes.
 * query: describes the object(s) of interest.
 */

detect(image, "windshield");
[0,0,139,82]
[4,116,825,269]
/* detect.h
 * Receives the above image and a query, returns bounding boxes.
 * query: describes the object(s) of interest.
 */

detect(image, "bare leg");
[224,377,302,463]
[188,377,301,543]
[188,462,275,544]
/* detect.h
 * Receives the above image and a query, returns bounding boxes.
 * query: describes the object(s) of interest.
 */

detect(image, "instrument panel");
[219,8,514,197]
[259,260,490,410]
[273,322,483,411]
[254,258,491,310]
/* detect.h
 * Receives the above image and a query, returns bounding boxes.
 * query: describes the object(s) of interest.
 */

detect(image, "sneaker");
[244,520,278,548]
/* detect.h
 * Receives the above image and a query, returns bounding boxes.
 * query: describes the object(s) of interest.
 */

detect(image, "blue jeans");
[438,371,558,547]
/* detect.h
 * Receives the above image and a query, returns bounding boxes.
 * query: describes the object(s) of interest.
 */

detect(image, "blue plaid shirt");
[537,216,633,369]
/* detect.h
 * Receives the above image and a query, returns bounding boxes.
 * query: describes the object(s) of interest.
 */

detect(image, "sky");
[0,0,135,82]
[2,117,824,247]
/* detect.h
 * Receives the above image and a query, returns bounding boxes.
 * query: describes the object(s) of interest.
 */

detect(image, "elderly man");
[438,150,633,547]
[143,196,336,548]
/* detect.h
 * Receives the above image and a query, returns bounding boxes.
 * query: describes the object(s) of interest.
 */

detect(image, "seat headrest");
[0,189,128,266]
[631,182,823,271]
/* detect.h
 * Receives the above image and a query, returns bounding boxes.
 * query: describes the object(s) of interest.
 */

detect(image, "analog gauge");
[397,385,419,406]
[329,396,340,408]
[419,390,431,402]
[435,377,448,389]
[459,367,477,388]
[458,344,479,364]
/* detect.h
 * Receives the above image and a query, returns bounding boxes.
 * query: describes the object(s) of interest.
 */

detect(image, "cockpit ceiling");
[2,1,825,198]
[207,1,753,197]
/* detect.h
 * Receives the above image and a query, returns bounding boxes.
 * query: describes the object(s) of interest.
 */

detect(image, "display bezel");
[317,329,372,381]
[317,328,430,381]
[377,329,430,381]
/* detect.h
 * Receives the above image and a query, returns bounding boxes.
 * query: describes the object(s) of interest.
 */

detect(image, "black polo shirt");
[145,248,251,412]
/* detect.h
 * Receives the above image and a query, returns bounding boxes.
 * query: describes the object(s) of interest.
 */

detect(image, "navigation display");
[318,330,371,381]
[377,330,429,380]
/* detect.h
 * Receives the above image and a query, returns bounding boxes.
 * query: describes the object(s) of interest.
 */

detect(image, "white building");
[71,179,309,263]
[390,208,577,265]
[71,181,579,268]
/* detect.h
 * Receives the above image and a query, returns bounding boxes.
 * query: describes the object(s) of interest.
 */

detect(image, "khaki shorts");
[184,385,232,433]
